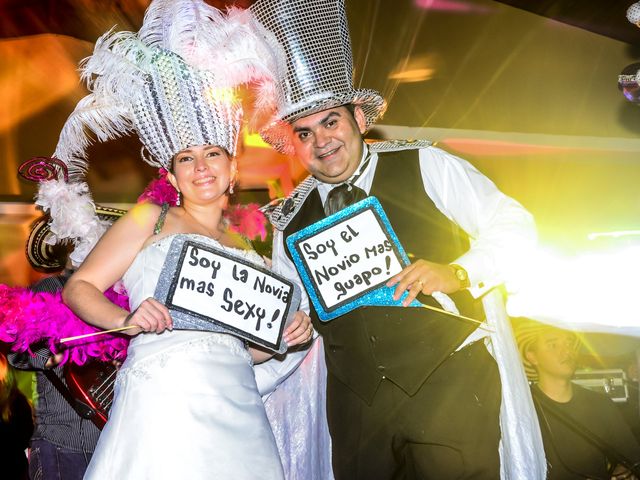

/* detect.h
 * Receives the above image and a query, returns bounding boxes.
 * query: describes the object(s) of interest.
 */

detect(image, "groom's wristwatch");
[449,264,470,290]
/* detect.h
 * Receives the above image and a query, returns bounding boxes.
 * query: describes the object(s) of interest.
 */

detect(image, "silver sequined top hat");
[251,0,387,155]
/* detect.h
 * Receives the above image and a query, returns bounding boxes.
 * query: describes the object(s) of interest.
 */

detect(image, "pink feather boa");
[0,285,130,365]
[1,169,269,365]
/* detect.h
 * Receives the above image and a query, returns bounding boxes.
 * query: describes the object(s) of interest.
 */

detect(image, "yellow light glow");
[266,179,284,199]
[388,53,437,83]
[243,131,271,149]
[507,245,640,335]
[587,230,640,240]
[388,68,435,82]
[205,87,239,104]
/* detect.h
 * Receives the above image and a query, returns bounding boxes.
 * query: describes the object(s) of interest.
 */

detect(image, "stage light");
[587,230,640,241]
[627,2,640,26]
[507,245,640,336]
[619,5,640,105]
[618,63,640,104]
[413,0,492,13]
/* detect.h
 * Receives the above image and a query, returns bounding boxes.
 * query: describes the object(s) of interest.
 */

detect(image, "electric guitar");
[64,361,118,430]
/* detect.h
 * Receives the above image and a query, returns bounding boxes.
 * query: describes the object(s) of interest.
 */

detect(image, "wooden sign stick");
[421,303,495,333]
[60,325,139,343]
[60,305,493,343]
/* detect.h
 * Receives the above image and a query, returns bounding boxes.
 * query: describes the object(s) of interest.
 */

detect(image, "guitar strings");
[92,368,118,407]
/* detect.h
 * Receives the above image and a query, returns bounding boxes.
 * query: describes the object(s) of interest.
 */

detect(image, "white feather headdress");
[37,0,282,266]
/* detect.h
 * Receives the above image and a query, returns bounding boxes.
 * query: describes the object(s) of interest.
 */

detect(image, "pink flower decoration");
[137,168,178,206]
[226,203,268,241]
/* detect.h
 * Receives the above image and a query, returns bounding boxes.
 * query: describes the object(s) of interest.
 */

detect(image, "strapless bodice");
[120,233,264,354]
[123,233,264,312]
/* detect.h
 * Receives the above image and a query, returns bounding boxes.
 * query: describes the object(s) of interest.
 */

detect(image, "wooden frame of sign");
[154,235,300,353]
[286,196,410,321]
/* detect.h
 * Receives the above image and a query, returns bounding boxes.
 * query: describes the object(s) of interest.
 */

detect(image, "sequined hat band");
[132,49,242,168]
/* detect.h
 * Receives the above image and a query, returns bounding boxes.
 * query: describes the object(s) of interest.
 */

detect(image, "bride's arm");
[62,203,171,334]
[249,310,313,363]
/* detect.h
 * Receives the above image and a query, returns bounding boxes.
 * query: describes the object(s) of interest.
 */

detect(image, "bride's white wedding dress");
[84,234,285,480]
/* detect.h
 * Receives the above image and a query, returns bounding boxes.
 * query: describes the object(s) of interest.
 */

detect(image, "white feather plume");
[81,30,152,98]
[53,30,153,178]
[52,94,133,180]
[141,1,281,89]
[139,0,222,54]
[54,0,282,178]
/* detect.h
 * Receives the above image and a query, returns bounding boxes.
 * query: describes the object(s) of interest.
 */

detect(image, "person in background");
[519,320,640,480]
[8,258,102,480]
[0,352,34,480]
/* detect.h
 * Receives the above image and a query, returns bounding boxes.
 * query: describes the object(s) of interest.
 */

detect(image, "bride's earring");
[229,166,237,195]
[176,190,181,206]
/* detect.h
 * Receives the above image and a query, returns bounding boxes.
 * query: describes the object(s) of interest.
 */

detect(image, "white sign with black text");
[154,236,300,353]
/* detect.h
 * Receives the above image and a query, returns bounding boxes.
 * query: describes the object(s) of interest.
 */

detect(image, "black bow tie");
[323,183,368,216]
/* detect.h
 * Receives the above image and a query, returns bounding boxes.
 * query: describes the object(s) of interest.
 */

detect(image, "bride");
[64,142,312,479]
[57,1,313,478]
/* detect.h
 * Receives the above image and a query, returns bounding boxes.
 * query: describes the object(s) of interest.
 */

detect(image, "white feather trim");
[36,180,110,267]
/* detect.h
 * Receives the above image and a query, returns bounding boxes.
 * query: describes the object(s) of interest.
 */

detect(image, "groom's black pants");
[326,341,501,480]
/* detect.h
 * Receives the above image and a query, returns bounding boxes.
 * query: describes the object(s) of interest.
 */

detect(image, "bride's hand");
[283,311,314,347]
[123,298,173,335]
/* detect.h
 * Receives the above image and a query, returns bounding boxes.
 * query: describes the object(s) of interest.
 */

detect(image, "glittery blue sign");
[287,196,414,322]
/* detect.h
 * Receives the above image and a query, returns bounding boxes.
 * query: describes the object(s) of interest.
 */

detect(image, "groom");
[252,0,537,478]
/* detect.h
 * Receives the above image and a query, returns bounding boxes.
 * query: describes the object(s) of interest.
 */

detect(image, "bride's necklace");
[183,208,224,241]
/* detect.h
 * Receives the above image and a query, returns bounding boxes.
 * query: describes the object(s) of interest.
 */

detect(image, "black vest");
[283,149,485,403]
